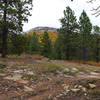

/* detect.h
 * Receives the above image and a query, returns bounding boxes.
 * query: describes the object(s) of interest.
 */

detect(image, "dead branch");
[87,0,100,16]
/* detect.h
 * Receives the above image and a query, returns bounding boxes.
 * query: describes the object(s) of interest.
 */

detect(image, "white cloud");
[23,0,100,32]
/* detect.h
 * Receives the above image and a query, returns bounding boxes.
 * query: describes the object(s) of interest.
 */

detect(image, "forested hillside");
[26,27,58,42]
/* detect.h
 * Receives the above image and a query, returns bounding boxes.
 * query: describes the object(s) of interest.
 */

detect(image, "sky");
[23,0,100,32]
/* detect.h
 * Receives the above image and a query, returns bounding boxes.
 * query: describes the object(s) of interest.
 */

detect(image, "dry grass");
[71,60,100,66]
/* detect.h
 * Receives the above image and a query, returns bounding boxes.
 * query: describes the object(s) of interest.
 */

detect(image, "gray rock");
[90,72,99,75]
[4,74,22,81]
[89,83,96,89]
[71,89,80,92]
[64,68,70,72]
[27,71,34,75]
[24,86,33,92]
[13,70,23,73]
[81,87,87,92]
[71,68,78,72]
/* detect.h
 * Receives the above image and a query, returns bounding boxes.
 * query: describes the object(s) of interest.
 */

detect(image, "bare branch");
[87,0,96,3]
[87,0,100,16]
[91,6,100,11]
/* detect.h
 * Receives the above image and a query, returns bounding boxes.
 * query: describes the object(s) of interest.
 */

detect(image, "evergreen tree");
[60,6,78,60]
[29,32,40,54]
[0,37,1,54]
[93,26,100,62]
[79,10,92,62]
[41,31,52,57]
[54,30,64,59]
[0,0,33,57]
[9,34,28,55]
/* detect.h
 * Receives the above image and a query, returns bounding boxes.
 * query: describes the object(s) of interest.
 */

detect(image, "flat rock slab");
[24,86,33,92]
[4,74,22,81]
[13,70,24,74]
[77,74,100,79]
[90,72,100,75]
[16,80,29,84]
[0,73,6,76]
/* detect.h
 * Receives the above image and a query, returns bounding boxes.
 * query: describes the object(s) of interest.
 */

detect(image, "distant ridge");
[26,26,58,33]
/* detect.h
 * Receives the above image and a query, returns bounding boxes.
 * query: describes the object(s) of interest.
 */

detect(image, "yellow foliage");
[26,31,57,43]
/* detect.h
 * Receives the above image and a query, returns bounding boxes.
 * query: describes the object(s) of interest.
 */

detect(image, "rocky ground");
[0,57,100,100]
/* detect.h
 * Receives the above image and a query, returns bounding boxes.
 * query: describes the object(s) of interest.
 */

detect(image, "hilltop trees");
[0,0,33,57]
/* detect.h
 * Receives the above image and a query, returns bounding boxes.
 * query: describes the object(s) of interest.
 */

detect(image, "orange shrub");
[71,60,100,66]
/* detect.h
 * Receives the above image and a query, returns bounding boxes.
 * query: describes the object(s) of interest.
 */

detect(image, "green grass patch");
[21,74,40,81]
[39,88,48,93]
[67,71,77,76]
[75,66,90,73]
[88,89,100,95]
[53,80,62,85]
[0,63,7,69]
[41,63,63,75]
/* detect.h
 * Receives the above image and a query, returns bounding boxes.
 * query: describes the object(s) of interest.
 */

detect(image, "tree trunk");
[83,47,86,64]
[82,33,87,64]
[66,46,70,60]
[2,30,7,58]
[1,0,7,58]
[96,38,99,63]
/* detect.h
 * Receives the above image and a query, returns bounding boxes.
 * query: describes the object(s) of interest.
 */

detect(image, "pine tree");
[79,10,92,62]
[9,34,28,55]
[93,26,100,62]
[0,0,33,57]
[29,32,40,54]
[41,31,52,57]
[60,6,78,60]
[0,37,1,53]
[54,30,63,59]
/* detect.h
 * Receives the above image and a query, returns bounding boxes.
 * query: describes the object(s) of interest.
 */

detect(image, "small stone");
[17,80,29,84]
[27,71,34,75]
[62,84,66,86]
[64,75,73,78]
[90,72,99,75]
[56,94,63,98]
[4,74,22,81]
[56,71,62,74]
[71,89,80,92]
[78,72,85,75]
[64,68,70,72]
[24,86,33,92]
[47,77,52,80]
[48,94,52,99]
[64,85,69,92]
[14,70,23,73]
[84,93,87,96]
[78,85,82,88]
[71,68,78,72]
[58,73,63,77]
[62,84,70,93]
[89,83,96,89]
[81,87,87,92]
[74,85,78,88]
[0,73,6,76]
